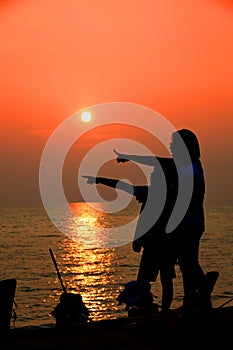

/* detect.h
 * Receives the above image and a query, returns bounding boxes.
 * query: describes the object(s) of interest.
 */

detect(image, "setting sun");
[81,111,92,123]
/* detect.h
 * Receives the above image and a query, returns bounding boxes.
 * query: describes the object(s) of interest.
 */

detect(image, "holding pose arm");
[113,149,161,166]
[82,175,147,253]
[82,175,134,195]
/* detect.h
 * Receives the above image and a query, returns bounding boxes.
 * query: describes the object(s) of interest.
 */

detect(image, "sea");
[1,202,233,328]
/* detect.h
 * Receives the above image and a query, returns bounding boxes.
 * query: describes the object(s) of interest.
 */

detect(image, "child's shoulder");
[134,186,148,203]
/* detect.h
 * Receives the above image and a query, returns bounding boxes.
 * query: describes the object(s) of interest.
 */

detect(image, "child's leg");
[160,275,173,314]
[137,250,158,322]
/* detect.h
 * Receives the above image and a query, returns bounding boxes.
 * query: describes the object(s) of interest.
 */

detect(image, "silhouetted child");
[83,157,178,324]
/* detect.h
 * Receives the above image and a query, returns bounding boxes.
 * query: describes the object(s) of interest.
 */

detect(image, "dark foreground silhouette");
[1,306,233,350]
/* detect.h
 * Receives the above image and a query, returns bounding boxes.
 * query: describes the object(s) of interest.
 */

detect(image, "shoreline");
[1,307,233,349]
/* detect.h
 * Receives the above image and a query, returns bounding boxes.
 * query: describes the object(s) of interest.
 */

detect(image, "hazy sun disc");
[81,111,92,122]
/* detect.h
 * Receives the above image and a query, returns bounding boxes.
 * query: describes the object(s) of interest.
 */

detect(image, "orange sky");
[0,0,233,204]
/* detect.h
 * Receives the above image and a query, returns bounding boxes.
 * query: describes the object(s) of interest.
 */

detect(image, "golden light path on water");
[58,242,118,320]
[51,202,140,321]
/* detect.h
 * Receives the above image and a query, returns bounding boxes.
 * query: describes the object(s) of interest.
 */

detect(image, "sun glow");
[81,111,92,122]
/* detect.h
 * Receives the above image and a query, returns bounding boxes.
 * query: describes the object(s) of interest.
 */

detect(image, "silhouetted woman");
[114,129,212,317]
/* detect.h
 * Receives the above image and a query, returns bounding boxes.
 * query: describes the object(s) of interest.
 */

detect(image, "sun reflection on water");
[64,201,138,248]
[50,202,139,320]
[54,237,120,320]
[66,202,112,247]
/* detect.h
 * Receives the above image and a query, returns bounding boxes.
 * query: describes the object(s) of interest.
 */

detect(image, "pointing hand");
[82,175,96,185]
[113,149,128,163]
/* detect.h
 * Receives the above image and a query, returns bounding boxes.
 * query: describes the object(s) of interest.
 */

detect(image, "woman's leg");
[177,230,206,312]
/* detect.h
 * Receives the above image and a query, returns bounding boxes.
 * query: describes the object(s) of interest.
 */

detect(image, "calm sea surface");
[1,202,233,327]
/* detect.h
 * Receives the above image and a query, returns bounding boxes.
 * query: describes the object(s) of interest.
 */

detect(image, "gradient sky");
[0,0,233,205]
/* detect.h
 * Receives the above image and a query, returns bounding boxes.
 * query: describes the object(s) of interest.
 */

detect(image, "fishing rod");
[49,248,67,294]
[49,248,90,322]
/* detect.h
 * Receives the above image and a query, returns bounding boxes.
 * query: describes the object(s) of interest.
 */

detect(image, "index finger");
[113,149,120,156]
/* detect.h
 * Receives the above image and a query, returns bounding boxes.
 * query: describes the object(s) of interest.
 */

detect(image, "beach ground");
[1,306,233,350]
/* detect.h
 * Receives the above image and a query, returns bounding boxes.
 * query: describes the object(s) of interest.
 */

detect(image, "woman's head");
[170,129,201,160]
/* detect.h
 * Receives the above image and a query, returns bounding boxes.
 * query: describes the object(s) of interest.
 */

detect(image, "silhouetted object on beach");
[51,293,89,328]
[0,278,17,333]
[117,281,141,311]
[194,271,219,313]
[49,249,89,327]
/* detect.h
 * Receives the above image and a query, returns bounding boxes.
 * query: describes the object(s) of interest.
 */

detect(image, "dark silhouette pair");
[83,129,218,324]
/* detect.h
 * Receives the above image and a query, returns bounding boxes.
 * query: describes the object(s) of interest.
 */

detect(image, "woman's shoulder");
[156,157,175,168]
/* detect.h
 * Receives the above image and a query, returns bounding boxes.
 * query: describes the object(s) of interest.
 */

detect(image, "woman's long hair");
[172,129,201,160]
